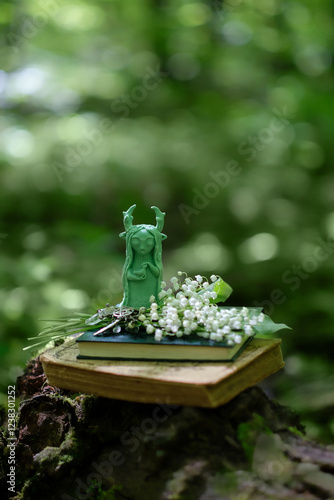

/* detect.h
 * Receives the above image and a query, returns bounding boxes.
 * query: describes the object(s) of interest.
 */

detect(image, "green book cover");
[76,329,254,362]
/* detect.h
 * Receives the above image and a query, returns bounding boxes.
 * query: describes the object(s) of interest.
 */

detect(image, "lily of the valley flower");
[138,273,263,343]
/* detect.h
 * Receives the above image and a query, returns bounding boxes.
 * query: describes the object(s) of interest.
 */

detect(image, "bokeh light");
[1,0,334,443]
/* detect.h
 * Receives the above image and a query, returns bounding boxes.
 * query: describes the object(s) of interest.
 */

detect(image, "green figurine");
[120,205,167,309]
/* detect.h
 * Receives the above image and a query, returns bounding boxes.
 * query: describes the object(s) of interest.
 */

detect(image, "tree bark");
[1,356,334,500]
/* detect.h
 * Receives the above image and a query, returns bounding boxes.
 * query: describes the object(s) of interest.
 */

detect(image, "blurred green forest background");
[1,0,334,442]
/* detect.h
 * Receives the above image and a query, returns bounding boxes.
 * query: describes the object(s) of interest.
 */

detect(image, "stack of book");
[41,331,284,408]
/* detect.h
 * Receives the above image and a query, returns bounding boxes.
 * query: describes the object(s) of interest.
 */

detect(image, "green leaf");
[218,307,291,335]
[213,278,233,304]
[253,315,291,335]
[197,278,233,303]
[203,278,233,303]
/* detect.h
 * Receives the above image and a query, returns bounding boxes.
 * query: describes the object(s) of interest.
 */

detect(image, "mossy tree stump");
[1,357,334,500]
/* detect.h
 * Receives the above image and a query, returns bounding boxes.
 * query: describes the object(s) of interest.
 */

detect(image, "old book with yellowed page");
[40,338,284,408]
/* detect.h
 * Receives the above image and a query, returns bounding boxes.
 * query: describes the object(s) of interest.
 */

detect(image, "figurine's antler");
[152,206,165,232]
[123,204,136,231]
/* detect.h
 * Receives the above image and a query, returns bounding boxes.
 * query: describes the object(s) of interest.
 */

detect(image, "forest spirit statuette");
[120,204,167,309]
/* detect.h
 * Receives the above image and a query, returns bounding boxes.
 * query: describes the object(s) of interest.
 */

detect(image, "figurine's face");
[131,229,155,255]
